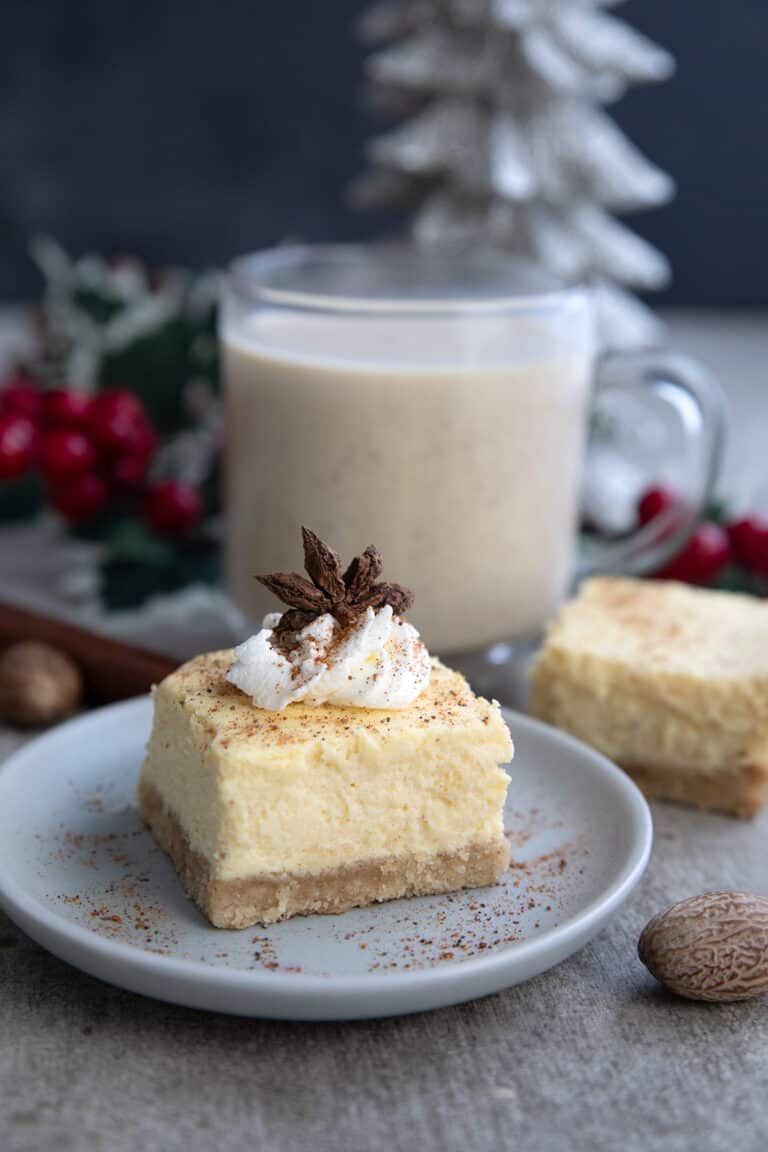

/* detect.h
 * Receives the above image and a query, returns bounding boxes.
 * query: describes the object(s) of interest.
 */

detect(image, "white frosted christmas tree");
[354,0,675,348]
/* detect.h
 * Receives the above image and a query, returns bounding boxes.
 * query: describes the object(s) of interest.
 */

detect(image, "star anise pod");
[256,527,414,651]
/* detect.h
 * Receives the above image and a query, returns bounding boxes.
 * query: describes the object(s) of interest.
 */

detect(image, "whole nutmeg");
[639,891,768,1002]
[0,641,83,728]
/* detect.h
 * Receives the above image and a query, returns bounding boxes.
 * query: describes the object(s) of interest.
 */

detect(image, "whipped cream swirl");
[227,605,431,711]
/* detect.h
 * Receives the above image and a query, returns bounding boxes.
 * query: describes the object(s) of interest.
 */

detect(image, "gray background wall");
[1,1,766,304]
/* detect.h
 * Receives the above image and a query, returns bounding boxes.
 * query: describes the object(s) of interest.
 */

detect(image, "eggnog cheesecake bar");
[529,577,768,818]
[139,529,512,927]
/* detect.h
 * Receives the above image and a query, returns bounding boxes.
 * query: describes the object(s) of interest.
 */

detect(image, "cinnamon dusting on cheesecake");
[169,651,490,745]
[256,527,414,657]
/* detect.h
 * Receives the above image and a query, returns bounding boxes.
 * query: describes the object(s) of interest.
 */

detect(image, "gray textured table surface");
[1,733,766,1152]
[2,313,768,1152]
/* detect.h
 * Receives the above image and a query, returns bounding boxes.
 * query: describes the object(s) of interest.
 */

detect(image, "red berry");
[41,429,97,480]
[49,473,108,522]
[656,522,731,584]
[0,373,43,421]
[0,414,38,479]
[107,421,157,492]
[144,480,202,536]
[89,390,150,456]
[129,421,158,459]
[44,388,92,428]
[110,452,152,491]
[728,516,768,577]
[638,485,677,526]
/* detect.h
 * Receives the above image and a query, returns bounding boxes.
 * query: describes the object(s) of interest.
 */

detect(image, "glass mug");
[221,245,723,659]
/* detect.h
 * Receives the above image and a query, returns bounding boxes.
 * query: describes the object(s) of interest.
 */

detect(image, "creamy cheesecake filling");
[142,656,512,882]
[139,779,510,928]
[531,662,768,774]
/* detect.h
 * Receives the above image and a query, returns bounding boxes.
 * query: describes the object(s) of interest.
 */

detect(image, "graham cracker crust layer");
[138,779,510,929]
[621,760,768,819]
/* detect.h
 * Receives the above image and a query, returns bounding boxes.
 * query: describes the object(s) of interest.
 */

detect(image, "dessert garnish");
[227,528,430,711]
[257,527,413,655]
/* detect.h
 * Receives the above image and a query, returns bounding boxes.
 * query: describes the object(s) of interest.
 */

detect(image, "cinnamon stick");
[0,601,178,704]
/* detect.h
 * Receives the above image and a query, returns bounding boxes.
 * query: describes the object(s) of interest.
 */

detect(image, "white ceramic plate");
[0,698,651,1020]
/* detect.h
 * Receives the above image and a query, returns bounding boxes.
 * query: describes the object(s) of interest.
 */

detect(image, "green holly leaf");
[0,474,44,521]
[67,509,137,543]
[98,314,191,435]
[703,499,730,526]
[99,517,220,610]
[105,518,175,566]
[712,564,768,597]
[201,453,222,517]
[72,286,126,326]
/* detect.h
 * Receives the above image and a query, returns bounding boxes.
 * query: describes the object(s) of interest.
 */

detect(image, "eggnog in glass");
[221,246,594,654]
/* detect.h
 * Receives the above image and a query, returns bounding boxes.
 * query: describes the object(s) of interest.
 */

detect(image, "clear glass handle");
[577,350,726,580]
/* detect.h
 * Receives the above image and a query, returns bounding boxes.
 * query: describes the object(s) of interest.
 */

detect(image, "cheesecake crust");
[139,780,511,929]
[622,761,768,820]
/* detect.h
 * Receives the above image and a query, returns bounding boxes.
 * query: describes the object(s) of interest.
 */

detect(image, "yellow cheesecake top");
[164,650,507,751]
[540,577,768,682]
